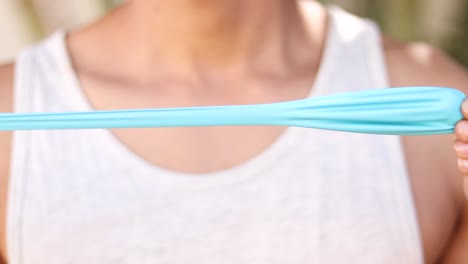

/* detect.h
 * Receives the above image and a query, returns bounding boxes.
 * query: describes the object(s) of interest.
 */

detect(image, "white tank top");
[7,6,424,264]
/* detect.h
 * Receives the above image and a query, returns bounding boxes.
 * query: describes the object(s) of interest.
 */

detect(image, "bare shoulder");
[383,36,468,262]
[0,63,14,264]
[384,37,468,88]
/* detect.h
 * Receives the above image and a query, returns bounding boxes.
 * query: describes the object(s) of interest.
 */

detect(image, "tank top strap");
[324,6,389,92]
[14,31,86,114]
[14,42,38,113]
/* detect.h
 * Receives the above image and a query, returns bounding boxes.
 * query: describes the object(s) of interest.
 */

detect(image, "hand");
[454,98,468,198]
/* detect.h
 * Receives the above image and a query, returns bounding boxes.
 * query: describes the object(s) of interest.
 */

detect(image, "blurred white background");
[0,0,118,63]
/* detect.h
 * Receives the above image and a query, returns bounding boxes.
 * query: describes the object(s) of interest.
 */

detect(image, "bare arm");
[0,63,14,264]
[385,38,468,263]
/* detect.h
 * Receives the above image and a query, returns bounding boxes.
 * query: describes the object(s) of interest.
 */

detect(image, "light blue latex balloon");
[0,87,465,135]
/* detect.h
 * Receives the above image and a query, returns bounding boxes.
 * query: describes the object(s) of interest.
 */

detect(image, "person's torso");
[6,6,423,264]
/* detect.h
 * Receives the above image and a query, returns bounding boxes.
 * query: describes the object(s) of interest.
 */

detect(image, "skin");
[1,0,468,263]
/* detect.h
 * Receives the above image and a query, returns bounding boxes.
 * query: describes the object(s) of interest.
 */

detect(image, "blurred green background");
[0,0,467,66]
[321,0,468,66]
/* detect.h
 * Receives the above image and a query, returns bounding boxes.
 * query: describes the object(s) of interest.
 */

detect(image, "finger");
[455,120,468,142]
[462,98,468,120]
[454,140,468,159]
[457,159,468,175]
[464,178,468,200]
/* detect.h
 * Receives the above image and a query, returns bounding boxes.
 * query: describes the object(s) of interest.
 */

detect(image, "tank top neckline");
[50,6,340,189]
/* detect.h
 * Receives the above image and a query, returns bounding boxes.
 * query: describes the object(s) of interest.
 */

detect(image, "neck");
[122,0,309,70]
